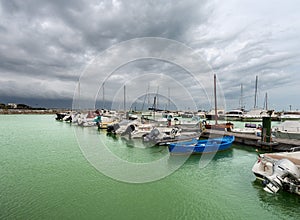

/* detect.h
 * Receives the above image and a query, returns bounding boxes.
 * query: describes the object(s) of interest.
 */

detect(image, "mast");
[254,75,258,109]
[264,92,268,110]
[214,74,218,124]
[153,96,157,120]
[156,86,159,110]
[240,83,244,110]
[102,82,105,109]
[123,85,126,112]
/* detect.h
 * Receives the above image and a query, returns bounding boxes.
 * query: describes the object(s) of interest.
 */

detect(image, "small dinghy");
[168,135,234,154]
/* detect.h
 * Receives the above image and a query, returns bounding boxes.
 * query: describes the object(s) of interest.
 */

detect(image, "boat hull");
[252,152,300,195]
[168,136,234,154]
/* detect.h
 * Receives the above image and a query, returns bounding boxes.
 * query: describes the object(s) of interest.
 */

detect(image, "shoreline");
[0,109,69,115]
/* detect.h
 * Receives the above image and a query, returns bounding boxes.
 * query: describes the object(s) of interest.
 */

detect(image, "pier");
[201,130,300,152]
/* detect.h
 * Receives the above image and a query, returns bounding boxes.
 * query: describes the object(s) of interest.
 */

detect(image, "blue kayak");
[168,136,235,154]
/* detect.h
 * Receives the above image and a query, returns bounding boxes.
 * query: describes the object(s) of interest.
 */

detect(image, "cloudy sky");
[0,0,300,111]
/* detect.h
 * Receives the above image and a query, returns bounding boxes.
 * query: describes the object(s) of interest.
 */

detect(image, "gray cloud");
[0,0,299,111]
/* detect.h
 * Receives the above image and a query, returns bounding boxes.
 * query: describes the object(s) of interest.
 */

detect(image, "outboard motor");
[122,124,135,135]
[107,123,120,134]
[143,128,160,142]
[64,115,72,122]
[263,159,300,194]
[121,124,136,138]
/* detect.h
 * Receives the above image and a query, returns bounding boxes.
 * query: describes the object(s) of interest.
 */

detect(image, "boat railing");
[289,146,300,152]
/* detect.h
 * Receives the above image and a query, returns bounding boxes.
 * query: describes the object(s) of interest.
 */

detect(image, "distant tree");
[17,104,31,109]
[0,103,5,109]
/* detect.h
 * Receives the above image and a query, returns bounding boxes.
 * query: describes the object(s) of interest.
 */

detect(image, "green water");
[0,115,299,219]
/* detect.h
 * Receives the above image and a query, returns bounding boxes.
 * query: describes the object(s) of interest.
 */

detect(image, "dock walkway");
[201,130,300,152]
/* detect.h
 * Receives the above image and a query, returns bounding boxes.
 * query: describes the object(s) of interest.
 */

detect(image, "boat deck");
[264,152,300,166]
[201,130,300,151]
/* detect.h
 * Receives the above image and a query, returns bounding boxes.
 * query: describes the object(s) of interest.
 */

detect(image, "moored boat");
[203,121,234,131]
[142,126,201,146]
[232,123,261,136]
[252,150,300,195]
[279,111,300,121]
[273,121,300,140]
[224,109,244,121]
[168,135,234,154]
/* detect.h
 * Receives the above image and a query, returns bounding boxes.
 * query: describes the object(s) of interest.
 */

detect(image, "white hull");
[252,151,300,195]
[273,121,300,140]
[275,131,300,140]
[232,128,261,135]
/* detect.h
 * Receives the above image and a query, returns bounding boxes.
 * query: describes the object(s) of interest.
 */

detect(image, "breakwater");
[0,109,66,114]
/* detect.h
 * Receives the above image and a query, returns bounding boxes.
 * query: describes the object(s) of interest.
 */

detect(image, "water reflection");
[252,180,300,218]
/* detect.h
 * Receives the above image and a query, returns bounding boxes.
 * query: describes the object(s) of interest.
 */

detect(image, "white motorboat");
[252,150,300,195]
[142,125,201,146]
[242,109,279,122]
[280,111,300,121]
[224,109,244,121]
[206,109,225,120]
[76,111,97,127]
[273,121,300,140]
[231,123,261,136]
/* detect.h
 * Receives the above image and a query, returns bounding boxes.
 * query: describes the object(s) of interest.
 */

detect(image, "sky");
[0,0,300,111]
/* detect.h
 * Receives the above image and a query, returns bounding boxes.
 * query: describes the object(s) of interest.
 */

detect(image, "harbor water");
[0,115,299,219]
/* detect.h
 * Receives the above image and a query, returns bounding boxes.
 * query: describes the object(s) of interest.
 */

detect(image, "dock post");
[262,116,272,143]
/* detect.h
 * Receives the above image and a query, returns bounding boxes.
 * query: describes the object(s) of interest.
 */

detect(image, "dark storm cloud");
[0,0,300,110]
[0,0,211,103]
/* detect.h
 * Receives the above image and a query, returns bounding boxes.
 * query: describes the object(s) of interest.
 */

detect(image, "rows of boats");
[208,109,300,122]
[56,109,300,196]
[56,109,300,141]
[55,109,237,153]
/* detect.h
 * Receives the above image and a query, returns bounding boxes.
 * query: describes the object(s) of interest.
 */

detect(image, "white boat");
[126,123,154,139]
[252,150,300,195]
[224,109,244,121]
[77,111,97,127]
[231,123,261,136]
[273,121,300,140]
[142,126,201,146]
[206,109,225,120]
[241,109,278,122]
[280,111,300,121]
[195,111,206,120]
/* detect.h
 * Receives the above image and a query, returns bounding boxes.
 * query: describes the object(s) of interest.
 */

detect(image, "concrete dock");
[201,129,300,152]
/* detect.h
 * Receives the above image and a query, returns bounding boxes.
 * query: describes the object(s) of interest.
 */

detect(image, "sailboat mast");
[264,92,268,110]
[254,75,258,109]
[240,83,244,110]
[123,85,126,112]
[214,74,218,124]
